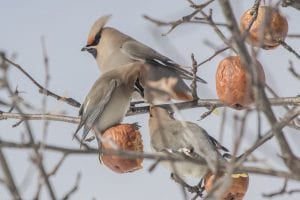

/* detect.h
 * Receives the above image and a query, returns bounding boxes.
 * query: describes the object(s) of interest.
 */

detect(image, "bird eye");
[93,31,102,45]
[87,30,102,47]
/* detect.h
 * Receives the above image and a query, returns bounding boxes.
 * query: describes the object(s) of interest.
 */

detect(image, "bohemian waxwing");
[81,15,206,81]
[148,106,227,178]
[74,62,143,143]
[81,15,206,103]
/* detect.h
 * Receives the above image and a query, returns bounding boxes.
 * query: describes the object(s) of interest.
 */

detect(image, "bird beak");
[81,46,97,58]
[81,46,88,51]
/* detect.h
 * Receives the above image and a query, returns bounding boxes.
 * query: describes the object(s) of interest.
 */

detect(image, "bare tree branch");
[3,56,81,108]
[0,147,21,199]
[0,96,299,125]
[61,173,81,200]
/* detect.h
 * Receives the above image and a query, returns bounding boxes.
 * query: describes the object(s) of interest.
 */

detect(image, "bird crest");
[87,15,112,46]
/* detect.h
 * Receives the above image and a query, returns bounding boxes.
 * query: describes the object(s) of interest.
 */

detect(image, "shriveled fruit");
[240,6,288,49]
[216,56,265,109]
[204,171,249,200]
[99,123,143,173]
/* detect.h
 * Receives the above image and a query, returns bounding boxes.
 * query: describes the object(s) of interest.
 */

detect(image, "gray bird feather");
[73,79,120,142]
[121,40,207,83]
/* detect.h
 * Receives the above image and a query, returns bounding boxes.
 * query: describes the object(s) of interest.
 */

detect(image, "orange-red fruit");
[100,124,143,173]
[240,6,288,49]
[216,56,265,109]
[204,172,249,200]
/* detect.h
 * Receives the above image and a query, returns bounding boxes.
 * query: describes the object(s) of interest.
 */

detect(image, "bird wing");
[184,122,226,171]
[73,79,120,142]
[121,40,206,83]
[207,134,229,152]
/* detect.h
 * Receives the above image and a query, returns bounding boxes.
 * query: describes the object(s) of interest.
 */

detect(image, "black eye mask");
[87,30,102,47]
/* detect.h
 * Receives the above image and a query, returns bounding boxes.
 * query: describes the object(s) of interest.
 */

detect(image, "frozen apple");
[204,171,249,200]
[216,56,265,109]
[240,6,288,49]
[100,124,143,173]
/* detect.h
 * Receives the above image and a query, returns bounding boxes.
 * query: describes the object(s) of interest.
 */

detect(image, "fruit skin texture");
[240,6,288,49]
[204,172,249,200]
[216,56,265,109]
[99,124,143,173]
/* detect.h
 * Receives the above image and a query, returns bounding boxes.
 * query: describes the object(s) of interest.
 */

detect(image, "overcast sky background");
[0,0,300,199]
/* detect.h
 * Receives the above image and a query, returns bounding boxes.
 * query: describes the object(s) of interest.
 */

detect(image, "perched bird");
[148,106,227,178]
[74,62,143,143]
[81,15,206,103]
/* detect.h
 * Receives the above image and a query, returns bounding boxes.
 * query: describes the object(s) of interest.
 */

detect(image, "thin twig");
[196,47,230,67]
[0,96,299,124]
[3,57,81,107]
[198,105,217,120]
[40,36,51,155]
[143,0,215,36]
[62,173,81,200]
[190,53,198,99]
[47,154,68,177]
[4,78,57,200]
[287,34,300,38]
[237,109,300,168]
[199,9,237,53]
[0,147,21,199]
[288,60,300,80]
[279,40,300,59]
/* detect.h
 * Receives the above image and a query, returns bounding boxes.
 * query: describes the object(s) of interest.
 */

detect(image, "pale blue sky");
[0,0,300,199]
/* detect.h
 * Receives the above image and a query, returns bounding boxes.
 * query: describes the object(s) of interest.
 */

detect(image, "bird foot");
[170,173,204,198]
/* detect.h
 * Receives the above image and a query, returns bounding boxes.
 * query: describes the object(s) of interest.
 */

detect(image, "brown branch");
[190,53,198,99]
[279,40,300,59]
[199,9,237,53]
[288,60,300,79]
[3,56,81,108]
[238,166,295,179]
[198,105,217,120]
[144,10,200,36]
[196,46,230,67]
[4,79,57,200]
[0,112,79,124]
[237,109,300,167]
[0,97,299,124]
[62,173,81,200]
[1,138,299,181]
[40,36,51,153]
[127,96,300,116]
[143,0,214,36]
[0,140,98,155]
[47,154,68,177]
[33,180,42,200]
[263,178,288,197]
[287,34,300,38]
[263,178,300,197]
[0,147,21,199]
